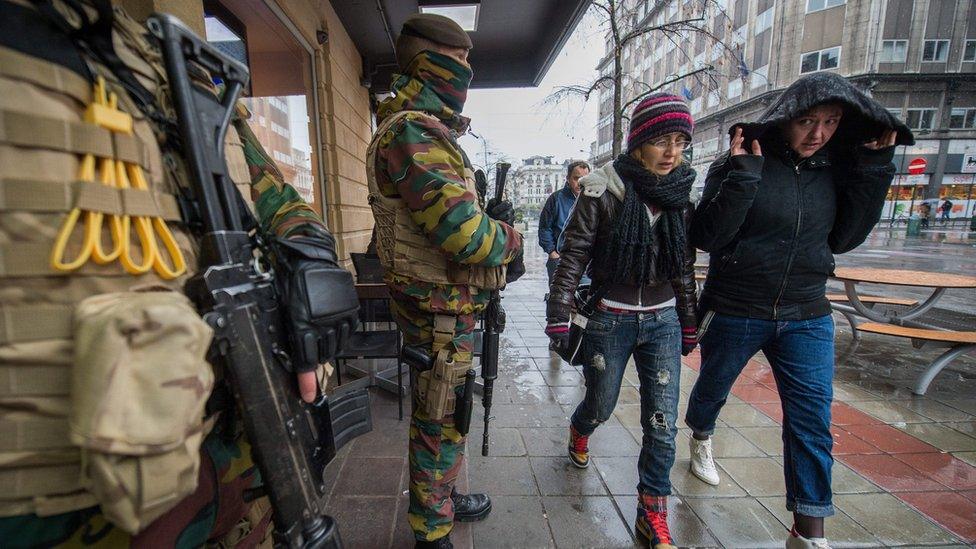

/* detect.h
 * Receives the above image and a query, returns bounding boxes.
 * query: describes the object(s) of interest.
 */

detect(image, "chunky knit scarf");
[605,154,695,285]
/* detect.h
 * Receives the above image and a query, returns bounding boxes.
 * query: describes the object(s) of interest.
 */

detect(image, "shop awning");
[332,1,590,93]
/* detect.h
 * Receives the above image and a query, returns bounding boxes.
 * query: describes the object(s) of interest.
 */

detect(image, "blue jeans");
[571,307,682,496]
[685,313,835,517]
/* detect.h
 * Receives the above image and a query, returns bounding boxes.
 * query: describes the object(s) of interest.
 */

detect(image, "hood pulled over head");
[731,72,914,151]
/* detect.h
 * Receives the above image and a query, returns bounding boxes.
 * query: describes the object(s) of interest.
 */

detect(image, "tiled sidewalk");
[325,238,976,548]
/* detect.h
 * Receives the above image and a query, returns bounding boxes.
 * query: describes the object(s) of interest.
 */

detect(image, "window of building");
[751,64,769,89]
[805,0,845,12]
[727,78,743,98]
[800,46,840,73]
[905,108,937,130]
[886,107,904,121]
[880,40,908,63]
[755,7,774,35]
[921,40,949,62]
[690,97,702,115]
[707,89,720,108]
[964,40,976,62]
[950,108,976,129]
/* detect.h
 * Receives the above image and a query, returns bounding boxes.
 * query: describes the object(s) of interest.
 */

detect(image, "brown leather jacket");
[549,163,698,330]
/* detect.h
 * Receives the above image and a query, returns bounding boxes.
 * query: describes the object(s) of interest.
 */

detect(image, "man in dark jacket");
[683,72,911,549]
[539,160,589,283]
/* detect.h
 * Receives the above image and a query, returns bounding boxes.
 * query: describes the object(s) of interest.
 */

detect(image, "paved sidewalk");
[325,231,976,548]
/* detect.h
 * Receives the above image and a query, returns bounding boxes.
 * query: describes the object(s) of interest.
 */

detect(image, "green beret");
[400,13,472,49]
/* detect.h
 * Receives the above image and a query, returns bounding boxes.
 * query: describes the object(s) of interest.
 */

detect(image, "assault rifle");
[149,14,370,549]
[481,162,510,456]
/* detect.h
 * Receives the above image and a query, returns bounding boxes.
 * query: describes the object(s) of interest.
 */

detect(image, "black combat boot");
[415,535,453,548]
[451,489,492,522]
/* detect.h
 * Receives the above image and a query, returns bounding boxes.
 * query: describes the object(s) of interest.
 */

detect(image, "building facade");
[591,0,976,221]
[514,156,571,210]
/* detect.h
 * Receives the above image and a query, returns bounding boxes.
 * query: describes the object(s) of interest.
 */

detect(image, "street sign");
[908,157,927,175]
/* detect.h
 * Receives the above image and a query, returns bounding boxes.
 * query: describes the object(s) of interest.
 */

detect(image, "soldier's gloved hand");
[486,198,515,226]
[273,235,359,396]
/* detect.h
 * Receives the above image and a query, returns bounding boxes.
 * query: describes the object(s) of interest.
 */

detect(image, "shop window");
[921,40,949,63]
[880,40,908,63]
[949,108,976,129]
[905,108,937,130]
[800,47,840,74]
[204,0,323,214]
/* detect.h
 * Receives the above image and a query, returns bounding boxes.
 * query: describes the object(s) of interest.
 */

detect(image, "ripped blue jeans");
[570,307,682,496]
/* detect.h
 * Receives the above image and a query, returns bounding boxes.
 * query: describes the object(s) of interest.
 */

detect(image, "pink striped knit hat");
[626,92,694,153]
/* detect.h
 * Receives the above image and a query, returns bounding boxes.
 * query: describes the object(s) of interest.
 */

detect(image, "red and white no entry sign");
[908,157,927,175]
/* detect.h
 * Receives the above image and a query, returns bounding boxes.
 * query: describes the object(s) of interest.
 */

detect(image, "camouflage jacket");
[373,51,522,315]
[233,115,329,239]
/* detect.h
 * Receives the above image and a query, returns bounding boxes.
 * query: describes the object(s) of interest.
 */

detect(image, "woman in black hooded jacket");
[683,73,912,549]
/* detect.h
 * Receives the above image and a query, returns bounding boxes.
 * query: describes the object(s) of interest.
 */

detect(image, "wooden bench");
[826,294,918,307]
[854,322,976,395]
[828,294,920,341]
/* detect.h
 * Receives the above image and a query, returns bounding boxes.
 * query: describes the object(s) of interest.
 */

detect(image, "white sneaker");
[786,531,831,549]
[688,436,720,485]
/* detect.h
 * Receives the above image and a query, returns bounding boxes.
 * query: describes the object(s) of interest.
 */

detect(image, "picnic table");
[829,267,976,394]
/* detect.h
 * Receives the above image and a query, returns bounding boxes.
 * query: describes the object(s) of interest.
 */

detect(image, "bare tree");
[549,0,741,159]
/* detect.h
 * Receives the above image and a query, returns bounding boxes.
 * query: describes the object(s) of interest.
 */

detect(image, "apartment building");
[592,0,976,220]
[515,156,572,209]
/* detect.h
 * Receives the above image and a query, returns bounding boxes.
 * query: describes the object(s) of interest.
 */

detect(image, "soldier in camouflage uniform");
[367,13,523,549]
[0,1,353,545]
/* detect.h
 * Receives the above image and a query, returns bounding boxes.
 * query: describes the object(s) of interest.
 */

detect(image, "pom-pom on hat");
[626,93,694,153]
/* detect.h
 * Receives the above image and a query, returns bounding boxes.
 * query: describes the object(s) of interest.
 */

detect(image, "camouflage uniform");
[370,51,522,542]
[0,111,328,549]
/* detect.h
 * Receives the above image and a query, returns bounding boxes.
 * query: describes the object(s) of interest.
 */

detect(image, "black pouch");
[558,284,610,366]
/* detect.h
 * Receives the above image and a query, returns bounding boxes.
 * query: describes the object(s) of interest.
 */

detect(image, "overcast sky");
[457,11,603,171]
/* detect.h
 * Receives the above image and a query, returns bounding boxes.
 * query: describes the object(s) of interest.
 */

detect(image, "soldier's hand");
[273,234,360,400]
[298,371,318,403]
[486,198,515,226]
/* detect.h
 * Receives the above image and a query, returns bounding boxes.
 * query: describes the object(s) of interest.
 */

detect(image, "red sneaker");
[567,425,590,468]
[635,494,675,549]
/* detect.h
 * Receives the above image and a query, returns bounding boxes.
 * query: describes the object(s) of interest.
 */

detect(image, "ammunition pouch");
[69,290,214,533]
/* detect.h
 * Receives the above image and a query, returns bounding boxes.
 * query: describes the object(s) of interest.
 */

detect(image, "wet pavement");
[325,227,976,548]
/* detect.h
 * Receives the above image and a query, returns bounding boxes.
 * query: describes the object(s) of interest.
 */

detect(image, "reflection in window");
[905,108,937,130]
[949,108,976,129]
[964,40,976,62]
[921,40,949,62]
[880,40,908,63]
[800,47,840,73]
[806,0,845,12]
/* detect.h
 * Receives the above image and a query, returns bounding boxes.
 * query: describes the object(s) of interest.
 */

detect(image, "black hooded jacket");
[692,73,914,321]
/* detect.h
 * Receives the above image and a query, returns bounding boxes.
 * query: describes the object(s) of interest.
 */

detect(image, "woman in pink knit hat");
[545,93,699,549]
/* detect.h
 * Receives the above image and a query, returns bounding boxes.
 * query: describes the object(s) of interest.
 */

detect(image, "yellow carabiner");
[50,155,98,272]
[127,164,186,279]
[89,155,124,264]
[116,160,156,275]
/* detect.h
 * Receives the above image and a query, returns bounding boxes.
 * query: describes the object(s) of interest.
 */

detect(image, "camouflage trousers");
[0,425,271,549]
[389,290,477,542]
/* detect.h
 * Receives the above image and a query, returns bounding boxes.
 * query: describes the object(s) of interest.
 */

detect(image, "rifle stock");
[149,14,370,548]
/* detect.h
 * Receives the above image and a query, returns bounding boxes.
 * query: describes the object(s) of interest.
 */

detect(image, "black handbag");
[557,283,610,366]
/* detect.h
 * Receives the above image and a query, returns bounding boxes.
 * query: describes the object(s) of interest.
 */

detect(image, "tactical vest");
[366,110,505,290]
[0,2,251,518]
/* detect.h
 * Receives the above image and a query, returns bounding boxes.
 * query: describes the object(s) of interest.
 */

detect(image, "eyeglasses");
[648,138,692,151]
